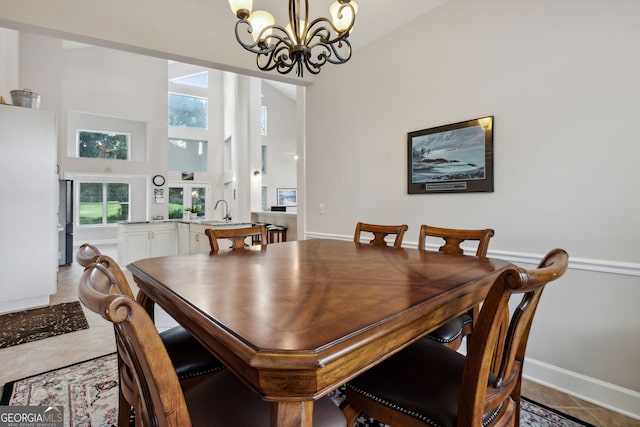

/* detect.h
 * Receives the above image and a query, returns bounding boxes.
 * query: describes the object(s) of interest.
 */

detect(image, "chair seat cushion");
[425,313,472,344]
[187,369,347,426]
[160,326,226,379]
[346,338,500,427]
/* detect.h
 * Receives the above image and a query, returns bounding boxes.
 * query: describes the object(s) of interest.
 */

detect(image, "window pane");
[168,187,185,219]
[168,138,208,172]
[79,183,103,225]
[168,93,208,129]
[78,131,129,159]
[107,183,129,223]
[191,187,206,217]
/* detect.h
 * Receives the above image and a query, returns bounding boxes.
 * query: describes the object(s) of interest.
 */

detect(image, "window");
[168,138,208,172]
[170,71,208,88]
[168,183,208,219]
[77,130,130,160]
[79,182,129,225]
[68,112,146,162]
[168,93,208,129]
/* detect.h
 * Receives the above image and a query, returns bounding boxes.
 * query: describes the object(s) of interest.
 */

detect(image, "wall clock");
[152,175,165,186]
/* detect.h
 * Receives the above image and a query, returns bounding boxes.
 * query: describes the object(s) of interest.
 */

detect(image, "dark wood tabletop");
[128,238,513,427]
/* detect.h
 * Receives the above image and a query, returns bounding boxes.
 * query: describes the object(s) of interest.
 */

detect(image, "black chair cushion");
[160,325,226,380]
[425,313,472,344]
[187,369,347,426]
[346,338,501,427]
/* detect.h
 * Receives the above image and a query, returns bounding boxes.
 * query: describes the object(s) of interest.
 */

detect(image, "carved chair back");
[79,263,191,427]
[354,222,408,248]
[205,225,268,252]
[458,249,569,425]
[418,225,494,257]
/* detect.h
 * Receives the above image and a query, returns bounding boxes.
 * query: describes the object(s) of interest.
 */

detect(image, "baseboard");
[524,358,640,420]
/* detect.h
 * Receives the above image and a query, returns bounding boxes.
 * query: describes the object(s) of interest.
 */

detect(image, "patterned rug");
[1,353,595,427]
[0,302,89,349]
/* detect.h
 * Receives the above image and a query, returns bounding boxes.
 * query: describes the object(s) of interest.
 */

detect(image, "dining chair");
[418,225,495,350]
[353,222,408,248]
[340,248,569,427]
[76,245,225,426]
[78,263,347,427]
[205,224,268,252]
[76,243,101,267]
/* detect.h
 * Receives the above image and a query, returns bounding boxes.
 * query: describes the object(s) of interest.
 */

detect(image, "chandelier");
[228,0,358,77]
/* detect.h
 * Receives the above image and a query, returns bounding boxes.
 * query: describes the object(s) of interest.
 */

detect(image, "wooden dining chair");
[418,225,495,350]
[78,263,347,427]
[76,245,225,426]
[76,243,102,267]
[205,224,268,252]
[353,222,408,248]
[341,248,569,427]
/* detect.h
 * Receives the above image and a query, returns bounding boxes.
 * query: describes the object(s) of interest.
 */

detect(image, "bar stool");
[266,224,288,243]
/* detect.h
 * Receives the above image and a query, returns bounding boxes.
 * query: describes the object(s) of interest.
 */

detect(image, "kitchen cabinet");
[189,223,211,253]
[117,222,177,265]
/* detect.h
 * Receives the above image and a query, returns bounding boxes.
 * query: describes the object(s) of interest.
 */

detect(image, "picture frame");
[277,188,297,206]
[407,116,494,194]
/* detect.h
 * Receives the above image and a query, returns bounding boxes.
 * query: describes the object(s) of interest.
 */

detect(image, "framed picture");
[407,116,494,194]
[277,188,297,206]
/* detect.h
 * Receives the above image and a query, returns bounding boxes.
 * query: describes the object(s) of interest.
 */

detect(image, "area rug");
[0,301,89,349]
[1,353,595,427]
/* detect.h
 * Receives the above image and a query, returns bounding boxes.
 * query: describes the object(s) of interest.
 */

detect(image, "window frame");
[76,179,131,227]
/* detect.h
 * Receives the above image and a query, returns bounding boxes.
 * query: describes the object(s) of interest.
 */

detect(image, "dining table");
[128,238,513,427]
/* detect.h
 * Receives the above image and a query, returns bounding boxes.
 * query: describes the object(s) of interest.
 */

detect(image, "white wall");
[304,0,640,417]
[260,82,297,209]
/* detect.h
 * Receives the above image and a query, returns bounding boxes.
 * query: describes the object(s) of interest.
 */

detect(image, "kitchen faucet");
[214,199,231,222]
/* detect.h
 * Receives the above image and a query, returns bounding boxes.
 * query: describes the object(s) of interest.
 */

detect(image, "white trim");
[524,358,640,421]
[304,232,640,277]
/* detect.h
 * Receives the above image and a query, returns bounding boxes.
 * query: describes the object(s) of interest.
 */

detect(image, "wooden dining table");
[128,238,513,427]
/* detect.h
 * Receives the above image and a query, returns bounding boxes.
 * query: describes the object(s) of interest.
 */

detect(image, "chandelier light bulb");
[330,1,358,32]
[248,10,275,43]
[229,0,252,19]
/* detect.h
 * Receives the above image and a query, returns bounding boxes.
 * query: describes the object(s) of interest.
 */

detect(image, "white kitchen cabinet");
[117,222,178,265]
[189,223,211,253]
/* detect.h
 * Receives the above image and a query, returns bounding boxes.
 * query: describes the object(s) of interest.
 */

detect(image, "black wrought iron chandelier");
[228,0,358,77]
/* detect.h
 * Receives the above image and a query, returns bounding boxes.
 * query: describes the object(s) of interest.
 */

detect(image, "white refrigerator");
[0,104,58,314]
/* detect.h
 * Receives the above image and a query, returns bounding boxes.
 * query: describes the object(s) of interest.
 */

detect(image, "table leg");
[271,400,313,427]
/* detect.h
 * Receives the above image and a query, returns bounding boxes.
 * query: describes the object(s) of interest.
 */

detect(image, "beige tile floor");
[1,244,638,427]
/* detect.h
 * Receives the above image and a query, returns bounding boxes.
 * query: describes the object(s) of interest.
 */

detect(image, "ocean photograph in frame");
[407,116,494,194]
[277,188,297,206]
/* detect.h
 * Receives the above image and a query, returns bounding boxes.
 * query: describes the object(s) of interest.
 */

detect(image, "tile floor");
[0,244,638,427]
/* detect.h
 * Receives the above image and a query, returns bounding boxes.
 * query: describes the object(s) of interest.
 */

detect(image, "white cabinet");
[189,224,211,253]
[118,222,178,265]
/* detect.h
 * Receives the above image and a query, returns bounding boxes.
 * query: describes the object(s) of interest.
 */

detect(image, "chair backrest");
[205,225,268,252]
[418,225,495,256]
[79,263,191,427]
[353,222,408,248]
[458,248,569,426]
[94,254,136,299]
[76,243,102,267]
